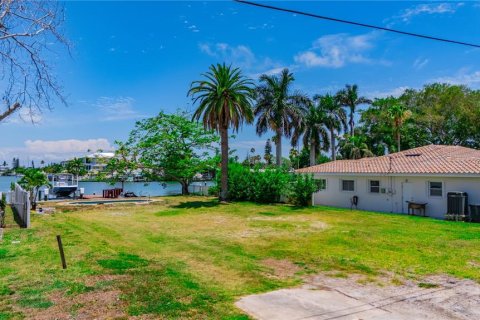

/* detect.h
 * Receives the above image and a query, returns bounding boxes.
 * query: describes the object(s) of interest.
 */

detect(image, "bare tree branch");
[0,101,20,121]
[0,0,69,123]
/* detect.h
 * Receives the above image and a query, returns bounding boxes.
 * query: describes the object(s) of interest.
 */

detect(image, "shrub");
[0,193,6,228]
[214,163,290,203]
[288,174,321,206]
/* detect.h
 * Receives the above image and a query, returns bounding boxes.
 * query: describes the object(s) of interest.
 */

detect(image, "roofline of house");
[298,172,480,178]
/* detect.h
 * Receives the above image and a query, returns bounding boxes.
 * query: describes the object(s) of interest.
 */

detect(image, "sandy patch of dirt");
[26,290,126,320]
[262,258,302,279]
[22,275,130,320]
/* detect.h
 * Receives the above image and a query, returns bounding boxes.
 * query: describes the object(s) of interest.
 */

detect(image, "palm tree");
[17,168,50,210]
[254,68,309,166]
[339,135,374,159]
[292,102,330,166]
[188,63,254,201]
[387,104,412,152]
[337,84,371,137]
[315,94,347,161]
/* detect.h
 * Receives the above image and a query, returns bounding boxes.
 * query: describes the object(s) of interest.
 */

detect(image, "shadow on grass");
[172,200,219,209]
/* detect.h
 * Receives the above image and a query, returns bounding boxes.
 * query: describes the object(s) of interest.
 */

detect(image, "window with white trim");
[341,179,355,192]
[429,181,443,197]
[369,180,380,193]
[318,179,327,191]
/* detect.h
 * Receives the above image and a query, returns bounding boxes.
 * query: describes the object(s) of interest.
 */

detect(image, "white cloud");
[199,42,256,69]
[198,42,283,76]
[433,70,480,88]
[0,139,113,163]
[94,97,143,121]
[365,86,410,99]
[413,58,429,70]
[294,32,382,68]
[393,3,463,23]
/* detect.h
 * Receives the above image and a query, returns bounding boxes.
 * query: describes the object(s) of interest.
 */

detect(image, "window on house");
[369,180,380,193]
[429,182,443,197]
[341,180,355,192]
[318,179,327,191]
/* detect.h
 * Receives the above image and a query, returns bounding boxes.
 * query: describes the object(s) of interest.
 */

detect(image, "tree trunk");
[309,141,316,166]
[397,130,401,152]
[219,126,229,202]
[181,181,190,195]
[330,129,336,161]
[275,130,282,166]
[349,110,355,137]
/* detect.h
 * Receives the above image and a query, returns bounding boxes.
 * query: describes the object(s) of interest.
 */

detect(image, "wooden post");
[56,235,67,269]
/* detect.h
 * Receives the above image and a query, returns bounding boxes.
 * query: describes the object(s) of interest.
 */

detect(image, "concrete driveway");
[236,275,480,320]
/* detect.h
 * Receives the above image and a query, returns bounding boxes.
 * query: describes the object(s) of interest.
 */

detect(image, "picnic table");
[406,201,428,216]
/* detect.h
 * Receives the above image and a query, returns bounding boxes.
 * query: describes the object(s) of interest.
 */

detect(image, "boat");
[47,174,78,198]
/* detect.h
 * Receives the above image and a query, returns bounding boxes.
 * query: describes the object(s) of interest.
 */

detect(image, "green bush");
[287,174,321,206]
[212,164,320,206]
[0,193,6,228]
[214,163,290,203]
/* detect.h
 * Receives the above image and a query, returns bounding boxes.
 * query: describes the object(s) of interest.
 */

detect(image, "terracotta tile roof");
[296,145,480,175]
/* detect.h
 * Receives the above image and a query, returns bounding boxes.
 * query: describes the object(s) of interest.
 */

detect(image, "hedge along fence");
[10,183,30,228]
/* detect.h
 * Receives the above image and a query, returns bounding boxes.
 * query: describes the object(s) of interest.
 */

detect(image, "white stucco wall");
[312,174,480,219]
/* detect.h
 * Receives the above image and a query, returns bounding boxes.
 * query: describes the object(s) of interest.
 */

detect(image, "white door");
[402,182,413,213]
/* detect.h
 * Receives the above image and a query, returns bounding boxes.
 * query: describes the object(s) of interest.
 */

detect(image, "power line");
[234,0,480,49]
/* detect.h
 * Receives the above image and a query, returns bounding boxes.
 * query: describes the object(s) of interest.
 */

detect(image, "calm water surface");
[0,176,212,196]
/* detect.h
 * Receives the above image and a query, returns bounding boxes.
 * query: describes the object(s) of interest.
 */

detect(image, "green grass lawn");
[1,196,479,319]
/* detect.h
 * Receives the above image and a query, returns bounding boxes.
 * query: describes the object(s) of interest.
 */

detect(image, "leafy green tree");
[129,111,219,195]
[337,84,371,137]
[65,158,87,179]
[339,135,374,160]
[292,102,330,166]
[289,147,310,169]
[359,97,398,155]
[387,104,412,152]
[254,68,309,166]
[400,83,480,148]
[42,163,64,174]
[17,168,50,210]
[264,139,273,165]
[189,63,254,201]
[315,94,347,161]
[101,141,138,190]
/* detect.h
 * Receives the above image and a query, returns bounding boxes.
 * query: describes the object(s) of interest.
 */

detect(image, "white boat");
[48,174,78,198]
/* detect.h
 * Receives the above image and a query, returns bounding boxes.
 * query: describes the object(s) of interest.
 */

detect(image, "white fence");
[9,183,30,228]
[190,185,209,196]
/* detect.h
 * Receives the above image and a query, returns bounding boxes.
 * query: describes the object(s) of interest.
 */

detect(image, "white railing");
[10,183,30,228]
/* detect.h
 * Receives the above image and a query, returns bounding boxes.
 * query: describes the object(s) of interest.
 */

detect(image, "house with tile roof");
[296,145,480,219]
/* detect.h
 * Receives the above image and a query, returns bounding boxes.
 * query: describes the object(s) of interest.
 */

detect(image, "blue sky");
[1,1,480,165]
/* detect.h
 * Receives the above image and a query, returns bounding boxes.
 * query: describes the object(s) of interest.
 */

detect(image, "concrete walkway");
[236,275,480,320]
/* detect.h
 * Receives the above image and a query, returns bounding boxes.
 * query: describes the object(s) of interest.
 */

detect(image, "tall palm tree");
[337,84,371,137]
[315,94,347,161]
[188,63,254,201]
[339,135,374,159]
[254,68,309,166]
[292,102,330,166]
[387,104,412,152]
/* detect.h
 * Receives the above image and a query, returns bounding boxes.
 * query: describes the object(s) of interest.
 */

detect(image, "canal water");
[0,176,212,196]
